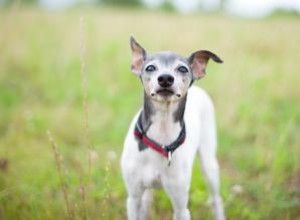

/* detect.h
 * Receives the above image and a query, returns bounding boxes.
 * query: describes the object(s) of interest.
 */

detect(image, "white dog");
[121,37,225,220]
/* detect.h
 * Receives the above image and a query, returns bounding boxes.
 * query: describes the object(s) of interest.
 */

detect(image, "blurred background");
[0,0,300,219]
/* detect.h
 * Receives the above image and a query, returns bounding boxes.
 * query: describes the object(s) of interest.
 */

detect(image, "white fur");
[121,86,225,220]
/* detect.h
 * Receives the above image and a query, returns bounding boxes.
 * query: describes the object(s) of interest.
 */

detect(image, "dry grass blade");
[79,15,92,180]
[101,161,111,218]
[79,183,87,220]
[47,130,74,220]
[79,15,91,220]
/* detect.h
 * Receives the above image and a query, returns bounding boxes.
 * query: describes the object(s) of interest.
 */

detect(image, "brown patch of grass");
[0,159,8,172]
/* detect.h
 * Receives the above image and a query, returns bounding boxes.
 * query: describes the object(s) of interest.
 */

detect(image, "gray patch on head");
[157,52,181,66]
[173,95,187,124]
[146,51,189,67]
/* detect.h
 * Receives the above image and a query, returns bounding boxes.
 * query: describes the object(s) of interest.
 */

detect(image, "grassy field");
[0,7,300,220]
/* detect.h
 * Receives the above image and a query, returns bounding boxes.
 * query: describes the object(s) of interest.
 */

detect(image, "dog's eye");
[145,65,156,72]
[178,66,188,73]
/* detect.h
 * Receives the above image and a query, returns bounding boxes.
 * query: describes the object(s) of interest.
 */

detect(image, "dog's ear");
[188,50,223,79]
[130,36,147,75]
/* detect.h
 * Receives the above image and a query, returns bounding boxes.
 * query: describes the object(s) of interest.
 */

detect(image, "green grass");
[0,7,300,220]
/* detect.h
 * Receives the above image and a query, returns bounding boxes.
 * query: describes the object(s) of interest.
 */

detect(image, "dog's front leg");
[127,195,141,220]
[123,165,144,220]
[163,180,191,220]
[138,189,153,220]
[126,182,144,220]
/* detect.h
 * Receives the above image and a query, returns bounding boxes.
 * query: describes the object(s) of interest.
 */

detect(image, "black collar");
[134,112,186,165]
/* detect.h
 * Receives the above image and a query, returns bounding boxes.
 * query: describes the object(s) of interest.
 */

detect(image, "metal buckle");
[163,146,172,166]
[168,151,172,166]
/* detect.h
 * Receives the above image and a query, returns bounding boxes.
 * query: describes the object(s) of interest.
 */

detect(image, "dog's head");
[130,36,222,102]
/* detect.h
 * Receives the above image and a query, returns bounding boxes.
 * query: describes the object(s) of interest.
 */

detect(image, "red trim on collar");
[134,112,186,159]
[134,129,168,158]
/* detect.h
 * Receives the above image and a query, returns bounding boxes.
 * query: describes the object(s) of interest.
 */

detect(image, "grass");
[0,7,300,220]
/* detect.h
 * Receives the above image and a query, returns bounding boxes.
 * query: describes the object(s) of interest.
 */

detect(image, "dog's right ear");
[130,36,147,75]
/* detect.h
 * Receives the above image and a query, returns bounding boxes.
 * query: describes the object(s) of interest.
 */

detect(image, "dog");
[121,36,225,220]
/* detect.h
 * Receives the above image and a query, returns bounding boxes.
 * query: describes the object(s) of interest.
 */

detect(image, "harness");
[134,112,186,165]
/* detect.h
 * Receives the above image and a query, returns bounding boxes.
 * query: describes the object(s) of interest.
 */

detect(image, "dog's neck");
[141,92,186,146]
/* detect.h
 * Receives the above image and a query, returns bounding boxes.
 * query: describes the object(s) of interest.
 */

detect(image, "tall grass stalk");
[79,16,92,181]
[101,161,111,218]
[79,15,93,220]
[47,130,74,220]
[79,183,87,220]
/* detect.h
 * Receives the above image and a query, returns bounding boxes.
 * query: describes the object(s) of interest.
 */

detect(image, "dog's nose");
[158,74,174,88]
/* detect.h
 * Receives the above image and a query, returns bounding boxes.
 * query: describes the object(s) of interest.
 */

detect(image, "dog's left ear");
[188,50,223,79]
[130,36,147,75]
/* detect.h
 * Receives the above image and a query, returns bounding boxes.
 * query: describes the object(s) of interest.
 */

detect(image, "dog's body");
[121,37,225,220]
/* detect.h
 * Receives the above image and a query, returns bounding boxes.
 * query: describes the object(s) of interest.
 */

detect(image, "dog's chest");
[146,114,181,146]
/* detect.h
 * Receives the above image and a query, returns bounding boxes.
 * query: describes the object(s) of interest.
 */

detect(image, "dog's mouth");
[150,89,182,98]
[156,89,174,97]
